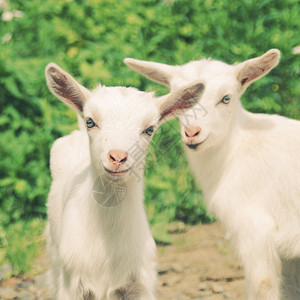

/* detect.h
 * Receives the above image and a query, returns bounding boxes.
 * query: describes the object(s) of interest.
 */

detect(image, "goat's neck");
[190,102,251,198]
[88,165,146,229]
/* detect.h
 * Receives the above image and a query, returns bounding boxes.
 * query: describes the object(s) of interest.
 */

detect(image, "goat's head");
[45,63,204,179]
[124,49,280,151]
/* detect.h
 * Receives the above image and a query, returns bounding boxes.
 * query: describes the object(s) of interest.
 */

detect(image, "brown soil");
[0,222,247,299]
[157,222,247,299]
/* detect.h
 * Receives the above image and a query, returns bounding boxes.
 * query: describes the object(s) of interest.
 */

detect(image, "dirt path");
[0,222,247,299]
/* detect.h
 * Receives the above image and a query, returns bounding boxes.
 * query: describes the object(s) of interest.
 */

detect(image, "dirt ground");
[0,222,247,299]
[156,222,247,300]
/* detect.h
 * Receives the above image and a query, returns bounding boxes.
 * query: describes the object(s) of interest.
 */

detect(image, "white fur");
[45,63,204,300]
[124,50,300,300]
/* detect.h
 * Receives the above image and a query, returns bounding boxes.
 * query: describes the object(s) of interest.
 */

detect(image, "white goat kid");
[45,63,204,300]
[124,50,300,300]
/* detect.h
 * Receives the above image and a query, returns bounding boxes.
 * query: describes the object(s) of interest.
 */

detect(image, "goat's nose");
[109,149,128,165]
[184,126,201,138]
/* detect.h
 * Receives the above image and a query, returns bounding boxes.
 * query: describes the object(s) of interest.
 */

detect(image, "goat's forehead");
[85,86,159,124]
[183,59,233,75]
[172,59,237,88]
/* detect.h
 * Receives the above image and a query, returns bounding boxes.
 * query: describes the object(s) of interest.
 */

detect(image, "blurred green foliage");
[0,219,45,274]
[0,0,299,235]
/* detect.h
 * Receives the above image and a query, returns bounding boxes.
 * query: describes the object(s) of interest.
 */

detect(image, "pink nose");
[184,126,201,138]
[109,149,128,165]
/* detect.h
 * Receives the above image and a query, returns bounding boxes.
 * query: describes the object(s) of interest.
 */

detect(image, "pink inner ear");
[146,69,170,87]
[160,83,204,121]
[240,64,269,86]
[239,51,279,86]
[125,58,172,87]
[49,68,83,111]
[241,77,249,86]
[159,106,173,121]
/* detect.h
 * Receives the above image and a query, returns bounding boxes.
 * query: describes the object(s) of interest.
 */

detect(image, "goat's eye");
[86,118,96,128]
[221,95,231,104]
[143,126,155,136]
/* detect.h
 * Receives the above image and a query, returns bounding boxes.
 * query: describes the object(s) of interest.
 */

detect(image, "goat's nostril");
[109,154,116,162]
[185,126,201,138]
[108,149,128,165]
[120,157,127,163]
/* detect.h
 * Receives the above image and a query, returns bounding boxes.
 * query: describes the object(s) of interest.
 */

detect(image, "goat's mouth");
[186,143,202,150]
[104,167,131,176]
[185,136,209,150]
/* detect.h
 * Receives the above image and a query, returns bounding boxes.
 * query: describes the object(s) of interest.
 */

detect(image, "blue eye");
[144,126,155,136]
[221,95,231,104]
[86,118,96,128]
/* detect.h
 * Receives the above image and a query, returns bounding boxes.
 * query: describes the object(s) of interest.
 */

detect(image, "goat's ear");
[124,58,176,88]
[45,63,91,115]
[236,49,280,90]
[158,82,205,122]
